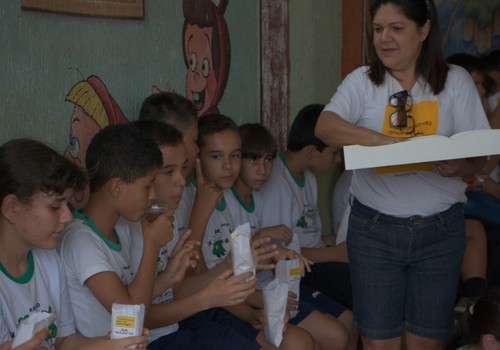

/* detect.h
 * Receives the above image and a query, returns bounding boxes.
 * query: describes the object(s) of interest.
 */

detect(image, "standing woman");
[315,0,490,350]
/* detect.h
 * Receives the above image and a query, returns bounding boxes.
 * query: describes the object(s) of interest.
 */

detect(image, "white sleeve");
[0,305,12,346]
[260,178,300,229]
[56,254,77,338]
[60,229,116,286]
[323,67,369,123]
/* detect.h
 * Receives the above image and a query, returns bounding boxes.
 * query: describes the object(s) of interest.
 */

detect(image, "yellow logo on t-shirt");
[378,100,439,174]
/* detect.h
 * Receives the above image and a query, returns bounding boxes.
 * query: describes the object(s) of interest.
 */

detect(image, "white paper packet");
[110,303,145,349]
[275,259,301,318]
[12,312,52,348]
[263,278,288,347]
[230,223,256,281]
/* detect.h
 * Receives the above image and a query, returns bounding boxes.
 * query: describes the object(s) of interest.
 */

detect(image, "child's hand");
[194,159,223,208]
[273,248,313,276]
[141,207,175,247]
[93,335,149,350]
[254,225,293,245]
[251,237,278,271]
[1,329,49,350]
[286,291,299,313]
[161,230,201,287]
[204,269,256,308]
[246,309,268,330]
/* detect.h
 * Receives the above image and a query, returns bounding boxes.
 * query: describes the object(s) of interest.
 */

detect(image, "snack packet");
[12,311,51,348]
[275,259,301,318]
[263,278,288,347]
[110,303,145,349]
[230,223,256,281]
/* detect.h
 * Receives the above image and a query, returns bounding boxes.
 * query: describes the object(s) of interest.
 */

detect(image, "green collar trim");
[279,152,305,187]
[231,188,255,213]
[73,209,122,252]
[0,250,34,284]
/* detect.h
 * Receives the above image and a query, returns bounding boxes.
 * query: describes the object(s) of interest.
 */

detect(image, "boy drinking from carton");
[130,119,261,350]
[186,114,315,350]
[0,139,147,350]
[59,124,179,338]
[259,104,354,319]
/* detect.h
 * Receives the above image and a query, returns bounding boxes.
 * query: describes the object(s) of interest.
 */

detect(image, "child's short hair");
[86,124,162,193]
[0,139,86,202]
[197,114,238,149]
[131,120,184,148]
[287,104,327,152]
[139,92,197,134]
[239,123,277,159]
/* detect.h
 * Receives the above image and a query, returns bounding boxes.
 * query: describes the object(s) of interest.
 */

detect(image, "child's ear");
[482,334,497,349]
[108,178,124,198]
[1,194,21,223]
[304,145,319,160]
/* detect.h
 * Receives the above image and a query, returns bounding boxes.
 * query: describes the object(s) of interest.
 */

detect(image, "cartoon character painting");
[437,0,500,57]
[182,0,230,117]
[64,75,129,208]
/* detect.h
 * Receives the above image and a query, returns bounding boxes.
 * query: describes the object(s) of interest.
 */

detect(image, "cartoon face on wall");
[64,75,129,208]
[183,0,230,118]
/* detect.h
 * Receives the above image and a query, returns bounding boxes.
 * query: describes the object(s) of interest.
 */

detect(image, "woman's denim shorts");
[347,198,466,340]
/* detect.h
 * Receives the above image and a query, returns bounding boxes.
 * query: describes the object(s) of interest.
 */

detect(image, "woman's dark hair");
[239,123,277,160]
[367,0,449,94]
[0,139,86,203]
[444,289,500,350]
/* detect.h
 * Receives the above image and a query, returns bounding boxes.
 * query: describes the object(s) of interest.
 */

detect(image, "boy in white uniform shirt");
[187,114,316,350]
[129,120,259,350]
[260,104,353,311]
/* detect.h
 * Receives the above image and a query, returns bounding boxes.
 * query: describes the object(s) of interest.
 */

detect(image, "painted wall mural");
[153,0,231,118]
[57,0,232,208]
[437,0,500,58]
[64,75,129,208]
[182,0,230,118]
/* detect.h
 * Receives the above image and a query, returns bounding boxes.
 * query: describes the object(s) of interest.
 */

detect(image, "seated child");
[0,139,147,350]
[59,124,176,337]
[444,288,500,350]
[229,122,360,350]
[129,119,260,350]
[186,114,316,350]
[139,92,200,239]
[259,104,353,310]
[139,92,199,178]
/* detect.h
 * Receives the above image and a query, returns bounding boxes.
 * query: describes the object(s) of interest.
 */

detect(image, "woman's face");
[372,3,429,74]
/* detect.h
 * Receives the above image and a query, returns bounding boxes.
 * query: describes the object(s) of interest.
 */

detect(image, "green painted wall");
[0,0,343,235]
[0,2,259,151]
[290,0,343,235]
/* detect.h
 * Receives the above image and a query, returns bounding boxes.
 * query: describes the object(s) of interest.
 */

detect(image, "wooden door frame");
[260,0,366,149]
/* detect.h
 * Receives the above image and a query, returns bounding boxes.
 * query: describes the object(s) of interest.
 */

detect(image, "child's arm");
[187,160,222,248]
[301,241,349,263]
[151,230,200,298]
[55,333,148,350]
[85,211,174,314]
[0,330,48,350]
[223,304,267,331]
[146,269,255,328]
[252,224,293,245]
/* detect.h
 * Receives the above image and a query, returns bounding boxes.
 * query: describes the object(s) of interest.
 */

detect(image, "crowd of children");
[1,89,499,350]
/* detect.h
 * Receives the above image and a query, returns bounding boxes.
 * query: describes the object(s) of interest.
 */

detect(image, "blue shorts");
[290,284,347,325]
[176,309,260,350]
[347,198,466,340]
